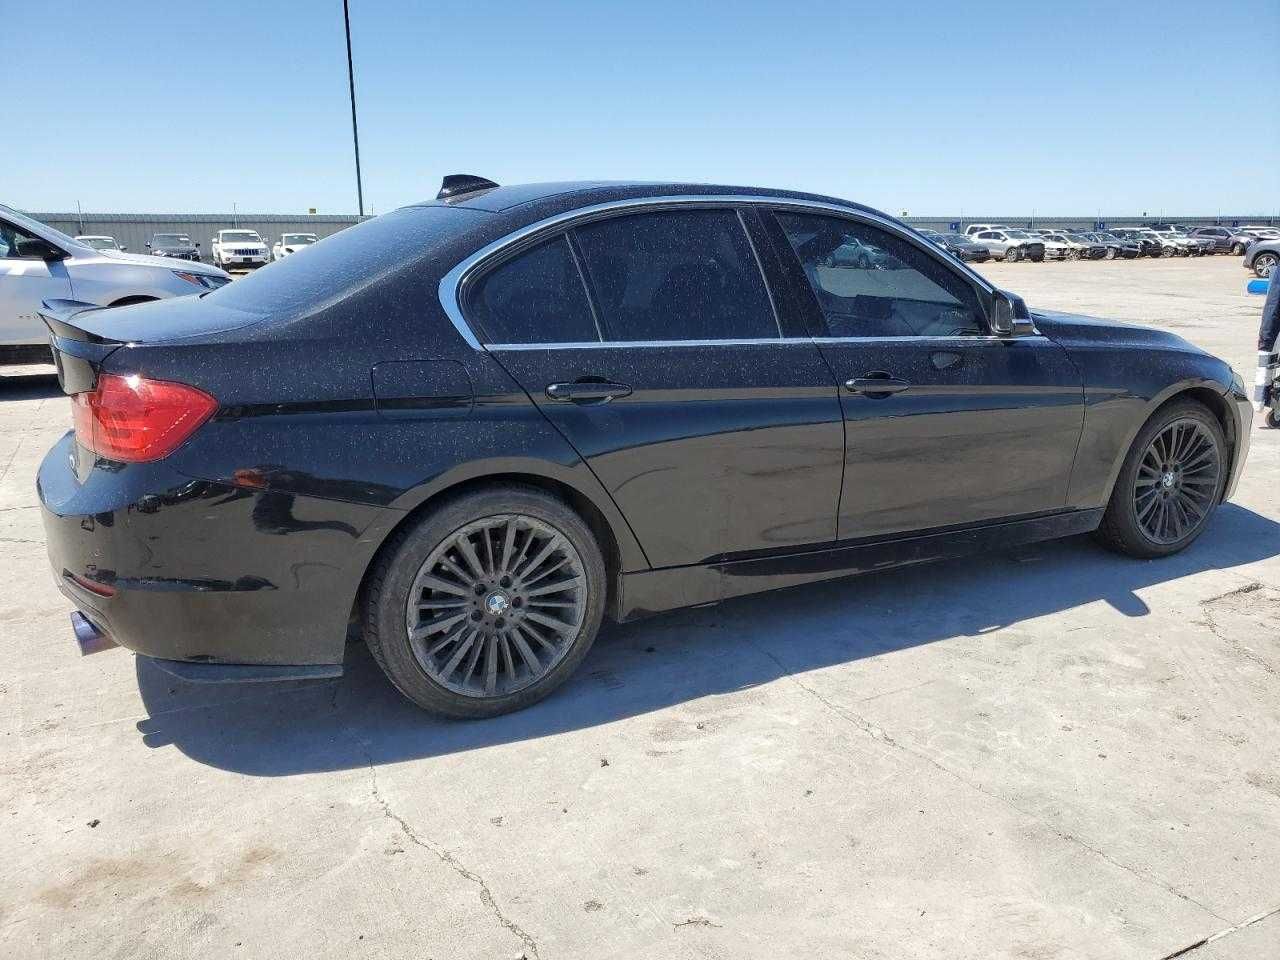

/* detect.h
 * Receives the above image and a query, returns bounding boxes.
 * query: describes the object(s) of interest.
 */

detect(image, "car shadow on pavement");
[134,502,1280,776]
[0,370,61,401]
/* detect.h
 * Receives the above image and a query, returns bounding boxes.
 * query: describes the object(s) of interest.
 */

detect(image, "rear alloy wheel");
[364,487,606,718]
[1232,242,1246,255]
[1254,252,1279,279]
[1104,247,1116,260]
[1004,246,1021,263]
[1094,400,1225,558]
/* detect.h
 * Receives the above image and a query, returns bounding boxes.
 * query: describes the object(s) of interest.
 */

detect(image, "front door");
[463,207,846,568]
[0,218,71,345]
[765,208,1084,541]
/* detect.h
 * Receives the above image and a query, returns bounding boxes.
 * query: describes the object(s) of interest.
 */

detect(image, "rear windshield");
[206,206,481,317]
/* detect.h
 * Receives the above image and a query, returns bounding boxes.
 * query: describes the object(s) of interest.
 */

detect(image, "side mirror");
[195,241,201,247]
[990,290,1035,337]
[15,237,66,262]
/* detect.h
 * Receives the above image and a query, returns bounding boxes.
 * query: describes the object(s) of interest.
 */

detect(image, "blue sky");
[6,1,1278,215]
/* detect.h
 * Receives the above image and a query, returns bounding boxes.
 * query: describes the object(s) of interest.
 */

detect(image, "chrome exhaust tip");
[71,611,117,656]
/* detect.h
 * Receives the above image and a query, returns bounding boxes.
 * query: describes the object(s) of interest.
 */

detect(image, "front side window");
[572,209,779,342]
[775,211,984,338]
[467,234,599,344]
[0,220,42,259]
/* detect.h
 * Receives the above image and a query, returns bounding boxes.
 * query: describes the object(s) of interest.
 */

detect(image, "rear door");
[763,208,1084,541]
[0,216,72,345]
[464,206,845,568]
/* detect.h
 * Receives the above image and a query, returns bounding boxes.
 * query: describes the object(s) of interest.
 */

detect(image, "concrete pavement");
[2,255,1277,959]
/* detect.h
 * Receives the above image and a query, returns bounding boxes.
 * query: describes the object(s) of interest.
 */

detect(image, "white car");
[271,232,319,261]
[74,235,127,253]
[964,223,1012,238]
[0,204,230,362]
[210,229,270,270]
[1148,228,1195,256]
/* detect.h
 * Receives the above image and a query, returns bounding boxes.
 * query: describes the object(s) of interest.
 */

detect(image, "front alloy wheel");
[1094,400,1225,558]
[1132,419,1221,545]
[1254,252,1279,279]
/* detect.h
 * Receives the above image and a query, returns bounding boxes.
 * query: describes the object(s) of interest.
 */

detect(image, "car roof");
[405,179,880,224]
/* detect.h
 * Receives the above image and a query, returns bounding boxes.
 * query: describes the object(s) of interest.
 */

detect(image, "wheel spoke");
[418,598,469,610]
[455,533,487,579]
[484,636,498,695]
[436,556,473,585]
[499,518,518,573]
[411,610,469,641]
[525,576,582,597]
[439,628,479,679]
[416,574,470,597]
[515,539,559,581]
[461,631,485,682]
[517,621,560,655]
[524,609,572,635]
[509,629,543,675]
[523,556,571,587]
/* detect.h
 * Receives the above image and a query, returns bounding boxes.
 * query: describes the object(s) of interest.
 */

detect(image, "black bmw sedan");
[38,177,1253,718]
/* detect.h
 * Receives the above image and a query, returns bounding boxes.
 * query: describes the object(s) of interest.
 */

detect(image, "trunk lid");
[39,300,122,395]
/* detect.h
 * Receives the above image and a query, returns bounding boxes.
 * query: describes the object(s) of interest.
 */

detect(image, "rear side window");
[467,235,599,344]
[572,209,779,342]
[775,212,984,338]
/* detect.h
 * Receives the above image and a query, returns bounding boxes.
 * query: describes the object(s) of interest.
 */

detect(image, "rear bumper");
[38,431,394,670]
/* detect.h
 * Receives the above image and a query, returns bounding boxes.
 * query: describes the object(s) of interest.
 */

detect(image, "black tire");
[1266,408,1279,429]
[1232,242,1245,255]
[1004,246,1021,263]
[1093,399,1226,559]
[1254,252,1278,279]
[363,485,607,718]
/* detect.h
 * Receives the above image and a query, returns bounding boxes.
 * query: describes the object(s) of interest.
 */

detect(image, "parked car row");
[65,229,323,269]
[915,223,1280,273]
[2,205,231,361]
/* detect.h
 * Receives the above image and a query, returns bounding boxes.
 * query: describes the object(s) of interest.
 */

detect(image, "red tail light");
[72,373,218,462]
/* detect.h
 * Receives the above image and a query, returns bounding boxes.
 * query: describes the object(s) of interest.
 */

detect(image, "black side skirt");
[617,508,1105,621]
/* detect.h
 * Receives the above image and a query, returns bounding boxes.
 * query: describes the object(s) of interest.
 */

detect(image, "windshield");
[1006,230,1035,239]
[222,231,261,242]
[153,234,191,245]
[282,234,317,245]
[0,202,86,250]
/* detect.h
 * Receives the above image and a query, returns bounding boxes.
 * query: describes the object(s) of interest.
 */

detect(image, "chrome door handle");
[545,381,632,403]
[845,376,911,396]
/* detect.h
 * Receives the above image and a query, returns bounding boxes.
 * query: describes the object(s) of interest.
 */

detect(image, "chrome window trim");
[487,338,811,351]
[437,194,999,351]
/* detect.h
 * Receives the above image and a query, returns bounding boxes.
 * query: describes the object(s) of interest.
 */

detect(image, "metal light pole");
[343,0,365,217]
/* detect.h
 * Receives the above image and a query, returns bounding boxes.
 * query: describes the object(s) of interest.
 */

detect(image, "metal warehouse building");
[27,212,363,255]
